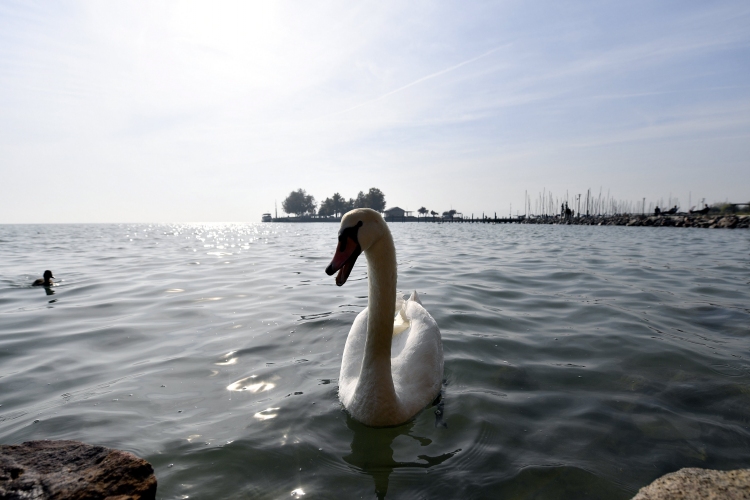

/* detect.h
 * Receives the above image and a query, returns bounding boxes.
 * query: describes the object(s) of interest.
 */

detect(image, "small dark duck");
[32,270,55,287]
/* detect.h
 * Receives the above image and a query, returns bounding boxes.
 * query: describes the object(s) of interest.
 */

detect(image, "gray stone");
[0,440,156,499]
[632,467,750,500]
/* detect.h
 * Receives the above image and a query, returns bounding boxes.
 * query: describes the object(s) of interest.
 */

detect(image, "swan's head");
[325,208,388,286]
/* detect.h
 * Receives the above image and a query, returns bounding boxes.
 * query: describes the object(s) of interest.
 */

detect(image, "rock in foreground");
[0,440,156,500]
[632,467,750,500]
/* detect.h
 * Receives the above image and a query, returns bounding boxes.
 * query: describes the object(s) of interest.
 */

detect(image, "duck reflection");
[343,416,458,499]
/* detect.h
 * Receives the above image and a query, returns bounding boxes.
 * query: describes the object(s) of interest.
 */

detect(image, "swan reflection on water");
[343,415,459,499]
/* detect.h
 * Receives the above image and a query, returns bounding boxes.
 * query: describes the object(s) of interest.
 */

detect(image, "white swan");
[325,208,443,427]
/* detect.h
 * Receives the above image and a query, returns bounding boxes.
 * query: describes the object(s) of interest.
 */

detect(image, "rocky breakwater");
[632,467,750,499]
[0,440,156,499]
[521,214,750,228]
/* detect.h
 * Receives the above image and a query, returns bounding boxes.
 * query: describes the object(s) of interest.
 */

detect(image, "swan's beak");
[325,236,361,286]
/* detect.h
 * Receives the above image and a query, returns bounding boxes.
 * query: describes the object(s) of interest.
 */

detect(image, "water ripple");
[0,223,748,498]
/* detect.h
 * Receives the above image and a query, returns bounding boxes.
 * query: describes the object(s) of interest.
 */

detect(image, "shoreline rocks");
[632,467,750,499]
[0,440,156,500]
[520,214,750,228]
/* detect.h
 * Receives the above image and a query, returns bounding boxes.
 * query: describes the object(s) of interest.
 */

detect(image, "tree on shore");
[354,191,367,209]
[318,198,334,217]
[285,187,386,217]
[282,189,316,216]
[430,210,438,217]
[418,207,428,218]
[319,192,354,217]
[353,188,386,212]
[442,209,457,219]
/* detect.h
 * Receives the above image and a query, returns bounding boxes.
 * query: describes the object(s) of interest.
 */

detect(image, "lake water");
[1,222,749,499]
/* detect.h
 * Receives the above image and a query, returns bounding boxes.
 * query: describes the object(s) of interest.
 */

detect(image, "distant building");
[384,207,407,218]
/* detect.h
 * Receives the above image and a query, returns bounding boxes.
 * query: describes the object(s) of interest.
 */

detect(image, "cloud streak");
[327,44,511,118]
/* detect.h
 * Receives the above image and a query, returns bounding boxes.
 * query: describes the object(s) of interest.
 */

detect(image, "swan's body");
[339,290,443,426]
[326,208,443,427]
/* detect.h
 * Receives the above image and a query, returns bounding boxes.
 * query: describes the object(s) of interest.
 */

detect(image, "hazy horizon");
[1,1,748,223]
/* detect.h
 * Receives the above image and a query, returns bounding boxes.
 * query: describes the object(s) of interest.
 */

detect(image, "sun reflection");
[291,488,305,497]
[234,381,274,392]
[253,407,280,420]
[226,375,275,393]
[215,357,237,366]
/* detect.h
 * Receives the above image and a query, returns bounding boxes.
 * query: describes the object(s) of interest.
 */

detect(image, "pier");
[270,215,525,223]
[268,213,749,229]
[384,215,523,223]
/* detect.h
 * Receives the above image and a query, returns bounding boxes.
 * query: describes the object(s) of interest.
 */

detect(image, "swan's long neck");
[359,230,398,410]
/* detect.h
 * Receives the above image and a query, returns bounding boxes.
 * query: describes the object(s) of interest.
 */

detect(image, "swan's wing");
[393,292,410,335]
[391,294,443,415]
[395,293,405,314]
[339,307,368,404]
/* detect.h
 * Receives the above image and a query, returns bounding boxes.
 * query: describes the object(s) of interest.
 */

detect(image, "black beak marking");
[325,221,363,278]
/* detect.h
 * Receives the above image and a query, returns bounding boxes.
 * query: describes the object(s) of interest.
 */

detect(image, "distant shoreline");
[267,214,749,228]
[520,214,749,228]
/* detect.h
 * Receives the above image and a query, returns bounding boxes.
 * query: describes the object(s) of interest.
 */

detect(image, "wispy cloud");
[327,44,511,117]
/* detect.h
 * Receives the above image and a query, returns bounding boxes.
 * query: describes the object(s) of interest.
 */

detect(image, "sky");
[1,0,748,222]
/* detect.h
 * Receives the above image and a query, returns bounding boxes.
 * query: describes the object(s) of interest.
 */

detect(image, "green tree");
[366,188,386,212]
[342,197,355,214]
[319,193,355,217]
[282,189,316,216]
[318,197,335,217]
[354,191,368,209]
[353,188,386,212]
[331,193,347,217]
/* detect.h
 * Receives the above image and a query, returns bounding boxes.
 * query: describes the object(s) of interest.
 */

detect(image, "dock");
[270,215,525,223]
[383,215,522,223]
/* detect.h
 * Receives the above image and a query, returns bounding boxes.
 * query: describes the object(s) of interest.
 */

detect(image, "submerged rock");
[632,467,750,500]
[0,440,156,499]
